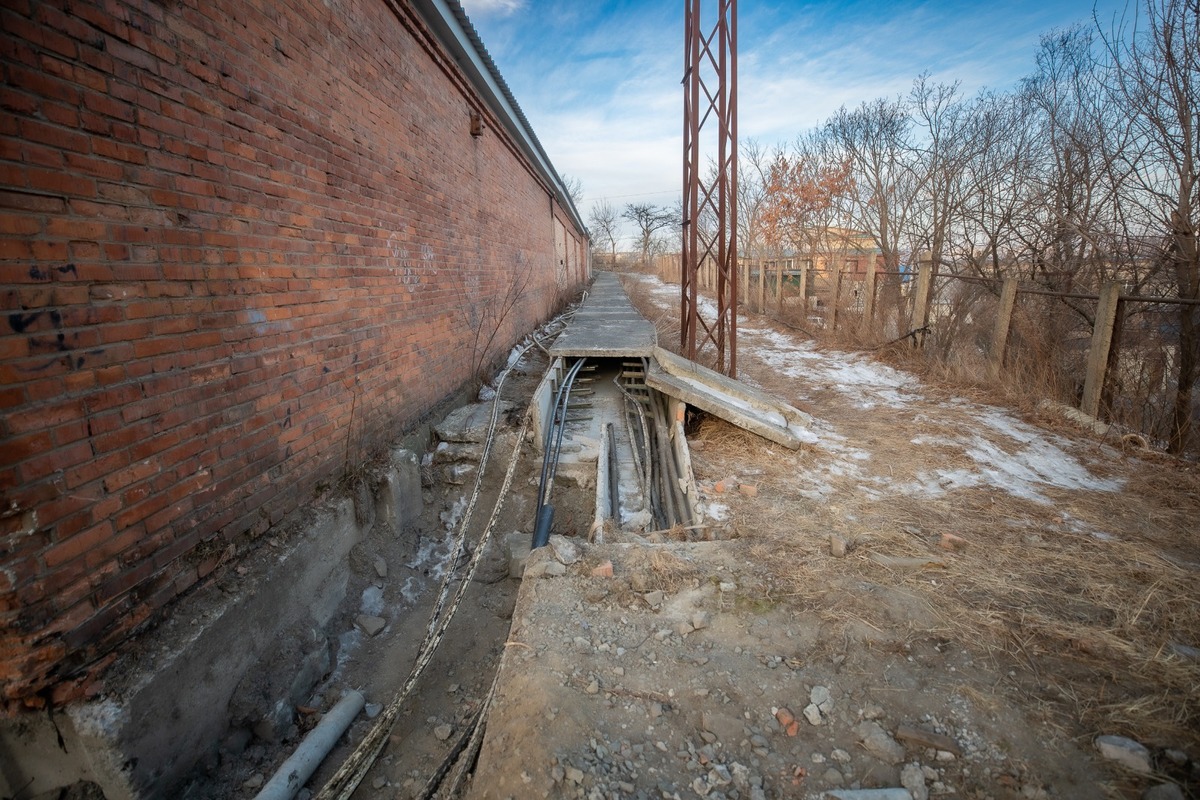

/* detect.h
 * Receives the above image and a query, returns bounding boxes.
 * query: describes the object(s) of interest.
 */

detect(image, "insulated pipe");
[533,358,587,548]
[255,690,365,800]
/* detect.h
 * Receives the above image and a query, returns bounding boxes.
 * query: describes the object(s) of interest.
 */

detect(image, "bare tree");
[1103,0,1200,452]
[588,200,621,268]
[823,97,920,332]
[738,138,776,261]
[561,174,584,206]
[622,203,676,268]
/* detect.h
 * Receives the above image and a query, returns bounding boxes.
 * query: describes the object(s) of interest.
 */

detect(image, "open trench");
[533,357,700,545]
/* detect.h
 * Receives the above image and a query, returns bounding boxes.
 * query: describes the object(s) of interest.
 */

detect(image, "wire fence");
[652,254,1199,455]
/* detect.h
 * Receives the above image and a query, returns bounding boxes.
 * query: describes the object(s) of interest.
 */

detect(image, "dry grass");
[622,270,1200,757]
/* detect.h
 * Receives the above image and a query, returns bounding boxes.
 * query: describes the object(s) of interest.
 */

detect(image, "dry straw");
[627,278,1200,754]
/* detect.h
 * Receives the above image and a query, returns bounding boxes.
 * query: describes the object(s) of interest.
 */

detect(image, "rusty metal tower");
[682,0,738,376]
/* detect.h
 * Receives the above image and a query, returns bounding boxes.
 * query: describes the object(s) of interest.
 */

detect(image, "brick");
[0,0,589,707]
[44,521,114,569]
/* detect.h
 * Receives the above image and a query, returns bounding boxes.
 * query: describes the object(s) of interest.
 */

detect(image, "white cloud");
[460,0,525,17]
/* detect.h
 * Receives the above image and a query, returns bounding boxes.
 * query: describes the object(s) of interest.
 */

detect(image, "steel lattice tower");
[682,0,737,376]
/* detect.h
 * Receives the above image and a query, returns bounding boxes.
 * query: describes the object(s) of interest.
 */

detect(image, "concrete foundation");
[0,449,423,800]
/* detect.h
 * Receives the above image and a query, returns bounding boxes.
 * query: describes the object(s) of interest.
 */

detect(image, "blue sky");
[460,0,1125,245]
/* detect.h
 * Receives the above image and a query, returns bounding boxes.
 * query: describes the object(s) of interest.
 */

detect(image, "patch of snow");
[360,584,385,616]
[633,271,1122,506]
[704,502,730,522]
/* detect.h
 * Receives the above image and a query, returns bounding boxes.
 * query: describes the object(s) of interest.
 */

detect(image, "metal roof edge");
[408,0,589,237]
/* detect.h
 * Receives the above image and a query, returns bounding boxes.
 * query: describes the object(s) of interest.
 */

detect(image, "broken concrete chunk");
[548,534,581,565]
[373,556,388,578]
[505,531,531,579]
[1143,784,1185,800]
[830,534,848,558]
[691,611,710,630]
[901,762,928,800]
[827,790,913,800]
[434,401,514,443]
[644,590,665,608]
[802,703,823,726]
[433,723,453,741]
[857,721,906,764]
[356,615,386,636]
[1095,734,1153,774]
[868,553,946,571]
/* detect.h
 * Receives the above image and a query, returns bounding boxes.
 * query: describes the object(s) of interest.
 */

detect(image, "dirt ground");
[462,273,1199,800]
[191,271,1197,800]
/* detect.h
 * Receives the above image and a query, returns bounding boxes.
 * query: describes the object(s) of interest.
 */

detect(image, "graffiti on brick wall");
[388,233,438,293]
[8,264,105,371]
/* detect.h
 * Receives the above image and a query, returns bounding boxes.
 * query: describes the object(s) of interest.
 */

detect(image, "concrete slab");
[647,346,816,450]
[549,272,657,358]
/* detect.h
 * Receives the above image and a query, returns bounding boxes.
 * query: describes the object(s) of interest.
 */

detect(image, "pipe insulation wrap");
[254,690,366,800]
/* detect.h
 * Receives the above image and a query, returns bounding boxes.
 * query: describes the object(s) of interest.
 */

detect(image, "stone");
[831,748,851,763]
[802,704,823,726]
[1143,784,1185,800]
[830,534,848,558]
[862,704,884,720]
[901,762,928,800]
[243,774,265,790]
[505,531,531,579]
[1167,642,1200,661]
[644,590,665,608]
[585,678,599,695]
[691,611,710,630]
[372,775,387,789]
[548,534,581,565]
[373,556,388,578]
[566,767,585,784]
[857,721,906,764]
[868,553,946,570]
[1096,734,1153,774]
[938,532,967,550]
[822,768,845,786]
[364,703,382,719]
[543,560,567,577]
[676,621,694,636]
[356,615,386,636]
[435,401,514,443]
[433,723,453,741]
[810,685,832,710]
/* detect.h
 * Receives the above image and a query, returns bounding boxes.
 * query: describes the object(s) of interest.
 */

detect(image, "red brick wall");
[0,0,585,710]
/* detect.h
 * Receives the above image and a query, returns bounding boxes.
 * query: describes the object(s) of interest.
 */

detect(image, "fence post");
[988,277,1018,381]
[831,266,843,331]
[1080,281,1122,418]
[757,258,766,311]
[863,257,877,326]
[798,260,808,310]
[910,252,933,347]
[774,259,784,314]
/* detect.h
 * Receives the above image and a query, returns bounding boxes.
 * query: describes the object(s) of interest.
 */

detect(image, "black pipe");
[606,422,620,522]
[532,357,586,548]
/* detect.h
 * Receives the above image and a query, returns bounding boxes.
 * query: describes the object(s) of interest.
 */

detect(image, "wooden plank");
[646,347,815,450]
